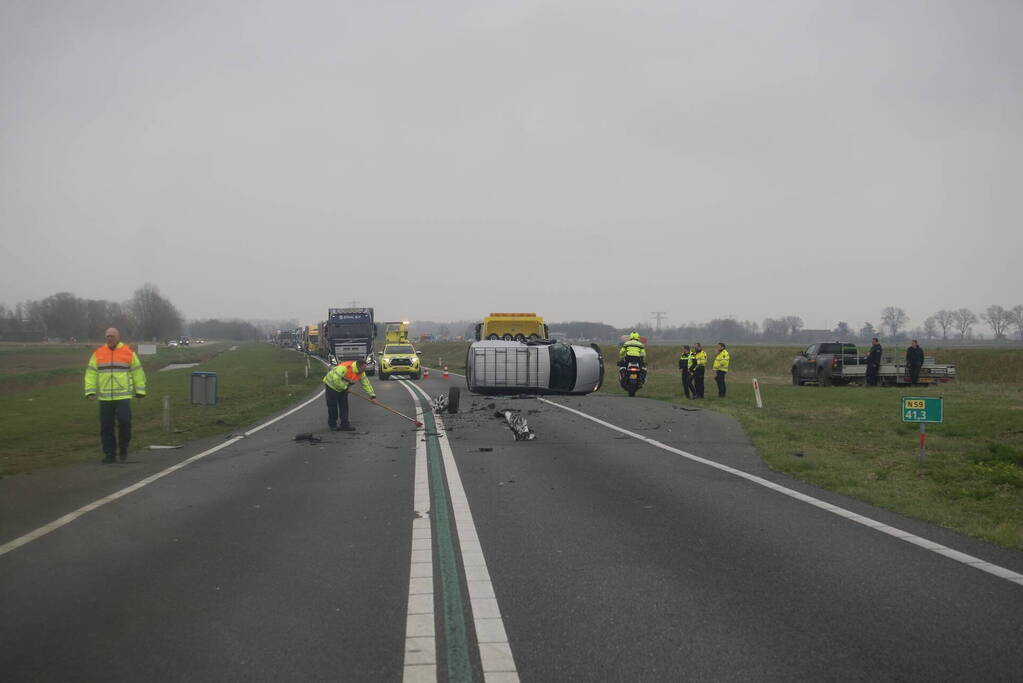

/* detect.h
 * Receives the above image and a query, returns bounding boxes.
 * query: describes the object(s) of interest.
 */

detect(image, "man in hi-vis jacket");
[85,328,146,463]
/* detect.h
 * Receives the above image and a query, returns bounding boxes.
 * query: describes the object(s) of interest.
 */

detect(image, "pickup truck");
[792,342,956,387]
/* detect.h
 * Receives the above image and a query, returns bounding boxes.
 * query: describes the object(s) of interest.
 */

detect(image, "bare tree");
[981,305,1011,340]
[1009,305,1023,341]
[880,306,909,337]
[833,321,851,337]
[932,309,955,340]
[952,308,978,340]
[922,316,937,340]
[761,318,788,340]
[782,315,804,337]
[130,284,183,341]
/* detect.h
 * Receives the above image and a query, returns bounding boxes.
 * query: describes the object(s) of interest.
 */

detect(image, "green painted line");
[412,385,473,682]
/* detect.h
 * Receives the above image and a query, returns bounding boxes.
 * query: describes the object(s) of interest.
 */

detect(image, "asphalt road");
[2,367,1022,682]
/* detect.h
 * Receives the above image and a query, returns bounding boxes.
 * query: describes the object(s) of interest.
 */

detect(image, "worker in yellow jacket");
[678,345,694,399]
[713,342,730,398]
[692,343,708,398]
[84,328,147,463]
[323,359,376,431]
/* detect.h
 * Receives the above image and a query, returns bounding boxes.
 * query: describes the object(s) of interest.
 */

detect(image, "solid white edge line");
[399,383,437,683]
[402,380,521,683]
[538,397,1023,588]
[0,390,325,558]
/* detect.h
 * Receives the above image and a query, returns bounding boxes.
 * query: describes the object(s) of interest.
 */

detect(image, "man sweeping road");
[323,360,375,432]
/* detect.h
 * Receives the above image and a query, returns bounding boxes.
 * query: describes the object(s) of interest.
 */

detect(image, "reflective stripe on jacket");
[693,350,708,368]
[713,349,730,372]
[323,361,375,394]
[619,339,646,360]
[84,342,147,400]
[679,352,692,370]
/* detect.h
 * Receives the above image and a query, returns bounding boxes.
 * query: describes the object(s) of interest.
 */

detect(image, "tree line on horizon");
[625,304,1023,343]
[4,292,1022,345]
[0,286,275,343]
[414,305,1023,344]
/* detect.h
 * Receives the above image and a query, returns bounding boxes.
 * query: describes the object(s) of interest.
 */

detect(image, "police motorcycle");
[618,360,646,397]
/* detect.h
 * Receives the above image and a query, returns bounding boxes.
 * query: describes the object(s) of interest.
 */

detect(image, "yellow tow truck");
[474,313,549,342]
[378,321,421,380]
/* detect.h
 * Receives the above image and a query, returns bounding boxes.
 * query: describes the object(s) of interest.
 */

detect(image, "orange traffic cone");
[423,367,430,379]
[443,365,449,379]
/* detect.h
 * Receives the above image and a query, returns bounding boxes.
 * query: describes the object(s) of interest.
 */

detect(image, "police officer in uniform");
[713,342,730,398]
[619,332,647,366]
[691,343,708,398]
[678,345,694,398]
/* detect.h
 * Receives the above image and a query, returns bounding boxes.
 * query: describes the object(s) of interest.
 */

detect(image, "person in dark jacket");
[865,337,882,387]
[906,339,924,385]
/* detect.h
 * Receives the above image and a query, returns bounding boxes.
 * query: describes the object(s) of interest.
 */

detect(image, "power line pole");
[650,311,667,332]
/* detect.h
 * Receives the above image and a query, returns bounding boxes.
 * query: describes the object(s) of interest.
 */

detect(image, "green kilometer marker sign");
[902,396,944,423]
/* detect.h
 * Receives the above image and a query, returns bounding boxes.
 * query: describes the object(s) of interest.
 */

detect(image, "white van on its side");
[465,340,604,396]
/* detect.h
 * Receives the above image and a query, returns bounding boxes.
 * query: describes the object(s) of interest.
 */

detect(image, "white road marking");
[539,397,1023,588]
[0,390,325,557]
[400,381,520,683]
[401,394,437,683]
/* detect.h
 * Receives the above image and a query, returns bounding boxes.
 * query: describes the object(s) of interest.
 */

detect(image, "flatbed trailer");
[793,342,956,386]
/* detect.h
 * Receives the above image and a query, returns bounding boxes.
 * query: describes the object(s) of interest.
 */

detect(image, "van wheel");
[448,387,460,413]
[487,334,499,340]
[514,334,526,342]
[411,371,421,380]
[502,334,513,341]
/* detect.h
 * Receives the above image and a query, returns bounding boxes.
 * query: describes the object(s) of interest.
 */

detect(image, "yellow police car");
[377,343,422,380]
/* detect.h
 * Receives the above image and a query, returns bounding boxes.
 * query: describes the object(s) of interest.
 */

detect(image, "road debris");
[147,445,183,450]
[294,433,323,444]
[499,410,536,441]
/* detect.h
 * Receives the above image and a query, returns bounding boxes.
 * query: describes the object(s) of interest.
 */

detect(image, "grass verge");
[0,343,323,476]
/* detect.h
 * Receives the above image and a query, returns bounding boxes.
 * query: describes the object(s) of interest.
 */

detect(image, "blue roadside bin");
[190,371,218,405]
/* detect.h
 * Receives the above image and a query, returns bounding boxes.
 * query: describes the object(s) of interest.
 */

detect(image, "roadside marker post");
[901,396,943,461]
[443,365,450,379]
[162,396,171,432]
[752,378,764,408]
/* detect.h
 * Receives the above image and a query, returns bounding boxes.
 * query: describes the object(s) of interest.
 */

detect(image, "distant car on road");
[465,340,604,395]
[168,340,179,348]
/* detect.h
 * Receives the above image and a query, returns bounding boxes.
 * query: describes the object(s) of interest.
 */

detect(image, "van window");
[549,343,576,392]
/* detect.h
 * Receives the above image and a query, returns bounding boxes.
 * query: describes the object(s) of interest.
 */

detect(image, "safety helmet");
[630,332,640,340]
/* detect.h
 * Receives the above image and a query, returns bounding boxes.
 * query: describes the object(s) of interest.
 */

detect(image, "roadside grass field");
[0,342,323,476]
[419,341,1023,550]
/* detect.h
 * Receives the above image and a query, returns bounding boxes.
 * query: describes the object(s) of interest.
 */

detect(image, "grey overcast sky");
[2,0,1021,331]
